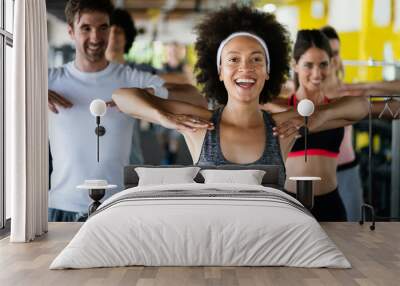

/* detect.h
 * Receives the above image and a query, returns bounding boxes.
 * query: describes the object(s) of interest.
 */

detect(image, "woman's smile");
[234,77,257,89]
[219,36,269,103]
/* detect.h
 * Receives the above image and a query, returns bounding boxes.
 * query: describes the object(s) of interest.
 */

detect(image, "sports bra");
[196,108,286,187]
[288,95,344,158]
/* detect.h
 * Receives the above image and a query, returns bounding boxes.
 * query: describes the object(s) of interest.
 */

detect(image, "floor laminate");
[0,222,398,286]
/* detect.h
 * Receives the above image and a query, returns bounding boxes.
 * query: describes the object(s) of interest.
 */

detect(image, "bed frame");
[124,164,284,190]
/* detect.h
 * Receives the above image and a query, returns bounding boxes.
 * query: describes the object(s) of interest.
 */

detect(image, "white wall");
[275,6,299,41]
[328,0,362,32]
[47,12,201,47]
[47,14,73,47]
[134,14,202,44]
[395,0,400,32]
[373,0,391,27]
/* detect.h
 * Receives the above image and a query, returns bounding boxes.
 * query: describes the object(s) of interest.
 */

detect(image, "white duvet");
[50,183,351,269]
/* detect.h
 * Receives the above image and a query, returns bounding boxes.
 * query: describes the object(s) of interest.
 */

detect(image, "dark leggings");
[284,188,347,222]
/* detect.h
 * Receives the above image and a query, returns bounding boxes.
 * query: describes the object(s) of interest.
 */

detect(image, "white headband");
[216,32,270,73]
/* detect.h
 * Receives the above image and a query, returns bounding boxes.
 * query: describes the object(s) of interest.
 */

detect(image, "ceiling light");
[263,4,277,13]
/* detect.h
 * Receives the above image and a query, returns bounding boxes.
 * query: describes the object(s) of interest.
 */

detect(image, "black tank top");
[196,108,286,186]
[288,95,344,158]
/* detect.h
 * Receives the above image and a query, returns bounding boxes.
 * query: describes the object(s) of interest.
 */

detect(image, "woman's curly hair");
[194,4,291,105]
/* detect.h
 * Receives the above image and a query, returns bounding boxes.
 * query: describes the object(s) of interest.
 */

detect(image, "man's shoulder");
[113,62,142,75]
[115,63,164,83]
[102,62,135,78]
[116,62,159,77]
[127,62,159,75]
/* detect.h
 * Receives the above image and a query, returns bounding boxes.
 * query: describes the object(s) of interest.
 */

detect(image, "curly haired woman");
[112,4,368,212]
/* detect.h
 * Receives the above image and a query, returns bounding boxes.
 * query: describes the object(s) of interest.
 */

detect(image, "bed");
[49,165,350,269]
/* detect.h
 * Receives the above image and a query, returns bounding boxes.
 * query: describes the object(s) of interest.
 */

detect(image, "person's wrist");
[310,109,329,130]
[155,109,167,123]
[156,109,174,128]
[319,108,330,123]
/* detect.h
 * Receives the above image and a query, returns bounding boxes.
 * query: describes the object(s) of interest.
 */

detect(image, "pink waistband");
[288,149,339,158]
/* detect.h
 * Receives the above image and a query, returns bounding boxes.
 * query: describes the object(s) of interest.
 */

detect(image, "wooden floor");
[0,222,399,286]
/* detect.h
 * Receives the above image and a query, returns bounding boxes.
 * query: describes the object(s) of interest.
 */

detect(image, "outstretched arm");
[339,80,400,119]
[312,96,369,130]
[273,96,369,138]
[164,83,208,108]
[48,90,73,114]
[260,98,290,113]
[271,96,369,160]
[112,87,213,133]
[340,80,400,97]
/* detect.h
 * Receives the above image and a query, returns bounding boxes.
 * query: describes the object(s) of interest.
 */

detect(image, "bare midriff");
[284,156,338,196]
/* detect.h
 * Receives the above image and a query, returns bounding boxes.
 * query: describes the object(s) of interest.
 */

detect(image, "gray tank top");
[196,108,286,186]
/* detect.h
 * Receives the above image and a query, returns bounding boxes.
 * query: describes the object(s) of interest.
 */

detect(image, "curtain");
[8,0,48,242]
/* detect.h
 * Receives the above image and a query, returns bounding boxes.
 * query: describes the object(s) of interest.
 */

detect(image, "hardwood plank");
[0,222,400,286]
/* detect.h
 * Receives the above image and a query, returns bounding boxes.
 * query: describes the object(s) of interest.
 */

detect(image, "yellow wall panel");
[339,32,361,82]
[286,0,399,82]
[255,0,400,82]
[298,0,328,29]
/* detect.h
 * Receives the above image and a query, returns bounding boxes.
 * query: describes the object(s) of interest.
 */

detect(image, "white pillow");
[200,169,266,185]
[135,167,201,186]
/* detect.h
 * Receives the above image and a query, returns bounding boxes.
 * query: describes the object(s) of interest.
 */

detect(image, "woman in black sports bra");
[284,30,347,221]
